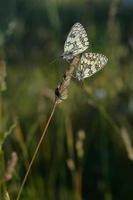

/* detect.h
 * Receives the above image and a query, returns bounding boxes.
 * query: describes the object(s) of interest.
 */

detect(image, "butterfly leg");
[80,80,85,88]
[71,74,77,79]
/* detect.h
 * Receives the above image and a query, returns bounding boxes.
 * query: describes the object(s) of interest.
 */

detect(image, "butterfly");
[62,22,108,80]
[62,22,89,60]
[75,53,108,81]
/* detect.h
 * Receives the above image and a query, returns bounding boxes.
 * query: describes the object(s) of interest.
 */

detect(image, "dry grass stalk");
[16,55,80,200]
[5,152,18,181]
[55,55,80,104]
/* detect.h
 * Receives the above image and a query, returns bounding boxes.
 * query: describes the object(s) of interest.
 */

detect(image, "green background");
[0,0,133,199]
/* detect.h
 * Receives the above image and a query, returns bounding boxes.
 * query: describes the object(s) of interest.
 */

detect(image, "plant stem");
[0,92,3,134]
[16,56,80,200]
[16,101,57,200]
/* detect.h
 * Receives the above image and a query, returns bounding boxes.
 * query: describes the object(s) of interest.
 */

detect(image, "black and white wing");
[76,53,108,81]
[62,23,89,60]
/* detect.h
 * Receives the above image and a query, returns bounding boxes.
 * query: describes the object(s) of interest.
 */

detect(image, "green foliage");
[0,0,133,200]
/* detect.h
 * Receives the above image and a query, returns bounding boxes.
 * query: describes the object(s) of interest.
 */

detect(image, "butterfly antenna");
[49,57,59,65]
[48,51,63,65]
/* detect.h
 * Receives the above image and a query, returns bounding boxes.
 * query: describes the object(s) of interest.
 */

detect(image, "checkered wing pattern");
[76,53,108,81]
[63,23,89,60]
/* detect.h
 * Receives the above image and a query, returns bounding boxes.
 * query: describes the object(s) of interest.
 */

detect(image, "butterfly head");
[76,69,85,81]
[61,51,74,61]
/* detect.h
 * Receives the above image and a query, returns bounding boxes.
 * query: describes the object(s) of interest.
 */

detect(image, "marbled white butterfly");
[62,22,89,60]
[76,53,108,81]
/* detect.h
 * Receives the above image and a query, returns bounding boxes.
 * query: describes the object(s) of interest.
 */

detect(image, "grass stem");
[16,100,57,200]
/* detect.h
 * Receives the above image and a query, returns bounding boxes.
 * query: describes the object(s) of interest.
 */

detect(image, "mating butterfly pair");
[62,23,108,81]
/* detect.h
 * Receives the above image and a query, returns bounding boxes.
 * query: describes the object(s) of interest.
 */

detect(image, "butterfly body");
[76,53,108,81]
[63,22,108,80]
[63,23,89,60]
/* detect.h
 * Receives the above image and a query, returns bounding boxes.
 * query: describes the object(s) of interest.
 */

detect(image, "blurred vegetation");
[0,0,133,199]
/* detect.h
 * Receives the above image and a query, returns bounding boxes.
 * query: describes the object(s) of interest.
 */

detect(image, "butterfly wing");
[76,53,108,81]
[63,23,89,60]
